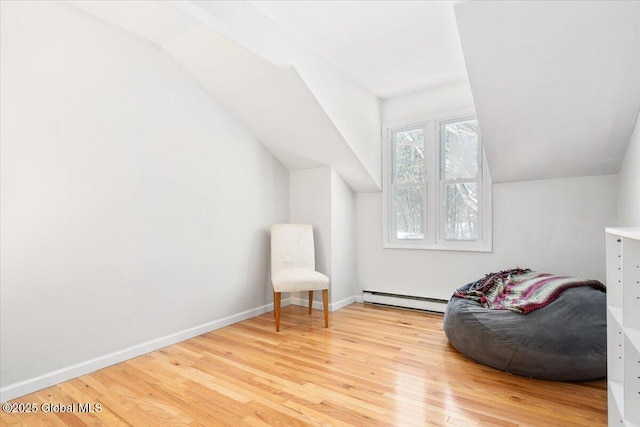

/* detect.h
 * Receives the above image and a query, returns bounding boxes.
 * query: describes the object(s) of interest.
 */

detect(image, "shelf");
[610,379,624,415]
[606,227,640,240]
[606,228,640,424]
[627,326,640,352]
[610,305,623,328]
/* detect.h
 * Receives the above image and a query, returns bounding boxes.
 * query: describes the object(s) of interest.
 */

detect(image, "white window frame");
[382,109,492,252]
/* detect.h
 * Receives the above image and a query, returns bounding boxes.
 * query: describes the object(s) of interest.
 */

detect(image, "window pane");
[395,129,424,184]
[443,119,479,180]
[395,186,424,240]
[444,183,478,241]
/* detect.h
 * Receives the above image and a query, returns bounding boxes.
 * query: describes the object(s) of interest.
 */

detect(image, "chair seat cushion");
[272,268,329,292]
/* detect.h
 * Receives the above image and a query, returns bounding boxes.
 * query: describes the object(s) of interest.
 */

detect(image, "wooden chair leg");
[274,291,281,332]
[322,289,329,328]
[308,290,313,314]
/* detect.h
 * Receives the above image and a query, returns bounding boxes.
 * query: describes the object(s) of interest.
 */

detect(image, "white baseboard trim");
[0,302,275,402]
[331,295,356,311]
[289,294,357,312]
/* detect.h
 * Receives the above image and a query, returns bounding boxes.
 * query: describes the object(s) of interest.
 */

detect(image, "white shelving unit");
[606,227,640,425]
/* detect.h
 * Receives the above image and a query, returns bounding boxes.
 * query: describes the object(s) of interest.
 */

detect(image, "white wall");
[357,175,618,300]
[289,168,332,279]
[0,1,288,398]
[357,82,618,300]
[330,170,357,306]
[288,167,357,309]
[618,111,640,226]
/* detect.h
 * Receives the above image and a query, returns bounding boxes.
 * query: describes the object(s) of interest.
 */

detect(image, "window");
[383,111,492,252]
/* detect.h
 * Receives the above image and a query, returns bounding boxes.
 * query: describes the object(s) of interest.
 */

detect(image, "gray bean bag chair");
[443,283,606,381]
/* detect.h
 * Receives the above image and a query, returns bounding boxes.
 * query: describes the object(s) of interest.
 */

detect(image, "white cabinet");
[606,227,640,425]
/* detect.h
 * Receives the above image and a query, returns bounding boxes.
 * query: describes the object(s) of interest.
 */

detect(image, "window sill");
[383,241,493,253]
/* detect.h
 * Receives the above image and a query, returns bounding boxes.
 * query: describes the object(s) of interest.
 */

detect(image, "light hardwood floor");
[1,303,606,426]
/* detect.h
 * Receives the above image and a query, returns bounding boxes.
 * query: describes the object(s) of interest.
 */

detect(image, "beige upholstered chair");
[270,224,329,332]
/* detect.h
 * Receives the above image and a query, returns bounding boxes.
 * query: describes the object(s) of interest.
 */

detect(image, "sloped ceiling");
[70,0,640,186]
[454,0,640,183]
[69,0,380,192]
[252,1,468,99]
[162,26,377,191]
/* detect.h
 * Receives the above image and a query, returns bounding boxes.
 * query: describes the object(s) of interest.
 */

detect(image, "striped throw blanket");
[454,268,606,314]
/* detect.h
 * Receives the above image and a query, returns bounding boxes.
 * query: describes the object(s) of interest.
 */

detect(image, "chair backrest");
[271,224,315,272]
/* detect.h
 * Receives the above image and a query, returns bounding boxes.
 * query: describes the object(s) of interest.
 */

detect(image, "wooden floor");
[1,303,607,426]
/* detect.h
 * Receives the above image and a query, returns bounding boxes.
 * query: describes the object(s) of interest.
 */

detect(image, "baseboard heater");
[362,290,448,314]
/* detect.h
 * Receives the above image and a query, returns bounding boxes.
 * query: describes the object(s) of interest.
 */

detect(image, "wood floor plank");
[1,303,607,426]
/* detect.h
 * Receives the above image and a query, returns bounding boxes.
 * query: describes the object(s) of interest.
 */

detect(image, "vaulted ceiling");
[69,0,640,187]
[70,0,383,192]
[455,0,640,183]
[252,1,469,99]
[254,0,640,183]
